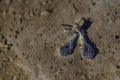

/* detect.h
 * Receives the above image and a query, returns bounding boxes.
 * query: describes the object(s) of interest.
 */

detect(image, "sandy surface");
[0,0,120,80]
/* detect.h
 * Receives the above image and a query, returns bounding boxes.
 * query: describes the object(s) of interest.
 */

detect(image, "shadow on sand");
[80,18,99,59]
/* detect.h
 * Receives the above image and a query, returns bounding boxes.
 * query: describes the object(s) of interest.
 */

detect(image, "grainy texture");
[0,0,120,80]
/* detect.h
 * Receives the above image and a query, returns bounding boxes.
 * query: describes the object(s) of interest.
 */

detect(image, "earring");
[60,33,79,56]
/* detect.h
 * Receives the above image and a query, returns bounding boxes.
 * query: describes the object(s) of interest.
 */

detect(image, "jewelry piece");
[60,18,98,59]
[60,33,79,56]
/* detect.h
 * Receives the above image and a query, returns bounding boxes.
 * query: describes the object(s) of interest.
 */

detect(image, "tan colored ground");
[0,0,120,80]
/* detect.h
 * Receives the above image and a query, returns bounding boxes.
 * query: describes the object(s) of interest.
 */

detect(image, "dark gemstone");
[60,33,78,56]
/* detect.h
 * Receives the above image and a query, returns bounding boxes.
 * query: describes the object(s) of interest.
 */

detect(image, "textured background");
[0,0,120,80]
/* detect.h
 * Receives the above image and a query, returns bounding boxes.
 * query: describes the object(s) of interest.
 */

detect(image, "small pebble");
[0,41,8,48]
[5,0,12,4]
[12,76,17,80]
[41,10,49,16]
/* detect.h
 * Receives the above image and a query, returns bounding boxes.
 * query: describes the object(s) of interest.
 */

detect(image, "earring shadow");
[80,18,99,59]
[80,18,92,31]
[82,31,99,59]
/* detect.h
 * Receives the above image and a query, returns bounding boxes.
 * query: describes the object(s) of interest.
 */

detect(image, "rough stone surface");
[0,0,120,80]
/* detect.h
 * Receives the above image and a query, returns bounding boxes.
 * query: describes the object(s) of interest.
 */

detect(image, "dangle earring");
[59,18,98,59]
[60,32,79,56]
